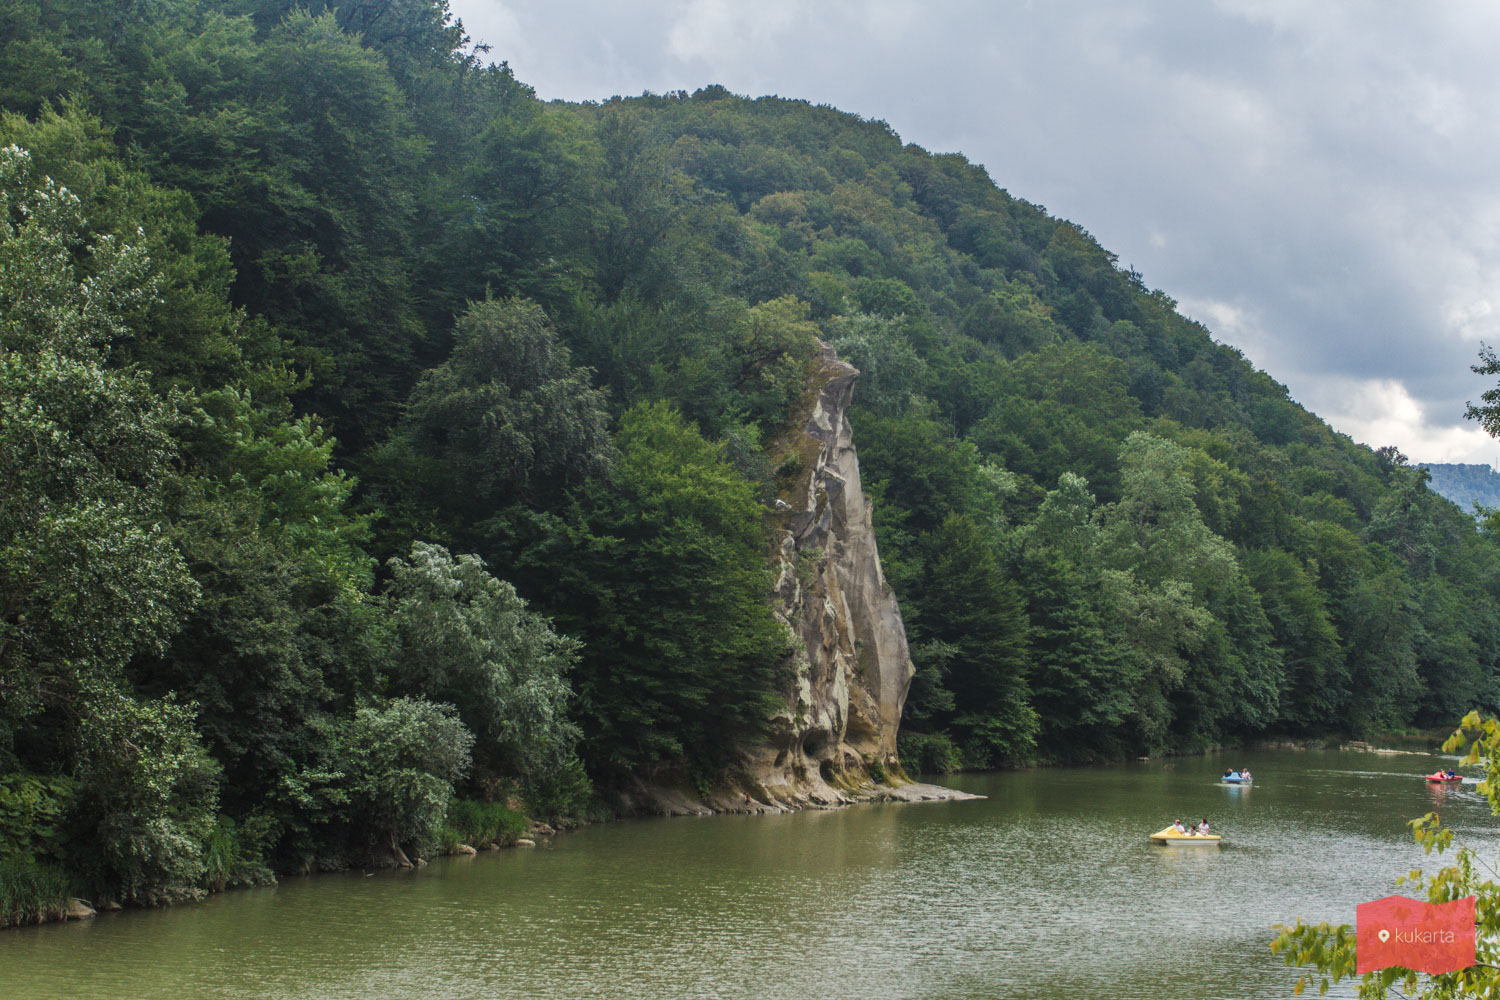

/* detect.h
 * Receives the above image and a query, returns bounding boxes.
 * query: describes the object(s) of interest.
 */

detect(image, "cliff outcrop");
[746,342,917,806]
[617,342,974,816]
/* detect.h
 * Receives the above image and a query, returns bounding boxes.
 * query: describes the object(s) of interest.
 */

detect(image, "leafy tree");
[1414,577,1489,724]
[1464,343,1500,438]
[0,2,84,114]
[901,639,959,732]
[113,6,431,449]
[828,311,927,416]
[1013,474,1134,756]
[69,684,220,905]
[969,342,1142,500]
[1367,463,1439,577]
[853,411,996,540]
[917,514,1037,765]
[1097,433,1280,746]
[525,402,789,778]
[1340,567,1423,732]
[222,1,473,89]
[380,296,614,534]
[726,295,821,428]
[0,104,285,397]
[128,389,378,819]
[1099,570,1212,749]
[329,697,473,863]
[1099,432,1238,587]
[959,280,1062,358]
[384,542,582,791]
[0,143,196,745]
[1241,547,1344,728]
[417,73,604,317]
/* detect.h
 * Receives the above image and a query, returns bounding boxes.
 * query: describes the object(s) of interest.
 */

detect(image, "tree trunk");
[388,830,413,868]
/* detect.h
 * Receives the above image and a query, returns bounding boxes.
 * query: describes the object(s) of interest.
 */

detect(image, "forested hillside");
[1421,463,1500,515]
[4,0,1500,918]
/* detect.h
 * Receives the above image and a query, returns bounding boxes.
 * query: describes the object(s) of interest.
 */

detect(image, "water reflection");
[4,748,1498,1000]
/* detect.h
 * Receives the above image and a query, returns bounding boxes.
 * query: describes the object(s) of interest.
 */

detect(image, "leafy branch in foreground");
[1271,711,1500,998]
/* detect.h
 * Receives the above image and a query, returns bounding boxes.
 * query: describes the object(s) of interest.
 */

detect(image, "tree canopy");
[4,0,1500,912]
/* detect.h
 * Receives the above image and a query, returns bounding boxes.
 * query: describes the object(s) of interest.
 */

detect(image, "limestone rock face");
[747,342,917,807]
[617,343,979,816]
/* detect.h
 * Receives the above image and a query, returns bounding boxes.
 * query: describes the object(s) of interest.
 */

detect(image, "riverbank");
[5,747,1471,999]
[6,732,1442,932]
[1,773,978,932]
[904,726,1457,780]
[0,856,97,929]
[615,769,983,817]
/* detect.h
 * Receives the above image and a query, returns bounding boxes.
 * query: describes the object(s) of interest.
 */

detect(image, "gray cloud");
[450,0,1500,462]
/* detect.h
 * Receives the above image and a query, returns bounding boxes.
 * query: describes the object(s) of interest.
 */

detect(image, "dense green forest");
[4,0,1500,920]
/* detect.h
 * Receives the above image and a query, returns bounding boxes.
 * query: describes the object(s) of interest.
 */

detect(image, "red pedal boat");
[1425,772,1462,783]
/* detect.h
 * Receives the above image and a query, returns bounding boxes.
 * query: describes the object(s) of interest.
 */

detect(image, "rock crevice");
[619,342,975,816]
[747,342,920,807]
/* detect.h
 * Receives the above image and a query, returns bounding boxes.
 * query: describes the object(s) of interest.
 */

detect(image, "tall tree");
[0,143,222,902]
[1013,473,1134,757]
[379,296,614,541]
[0,144,196,744]
[524,402,789,779]
[917,514,1037,765]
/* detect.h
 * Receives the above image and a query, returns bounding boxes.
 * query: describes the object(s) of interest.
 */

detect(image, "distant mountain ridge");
[1420,463,1500,513]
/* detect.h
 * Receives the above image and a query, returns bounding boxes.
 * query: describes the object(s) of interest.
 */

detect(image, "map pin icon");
[1378,929,1391,943]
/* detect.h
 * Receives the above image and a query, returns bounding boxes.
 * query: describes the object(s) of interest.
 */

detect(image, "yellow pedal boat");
[1149,826,1222,846]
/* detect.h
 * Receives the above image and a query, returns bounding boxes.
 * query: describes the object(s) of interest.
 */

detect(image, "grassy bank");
[2,796,547,932]
[0,856,70,928]
[436,799,530,853]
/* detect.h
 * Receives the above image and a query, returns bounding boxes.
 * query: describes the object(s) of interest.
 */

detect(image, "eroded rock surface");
[619,343,979,816]
[743,341,918,808]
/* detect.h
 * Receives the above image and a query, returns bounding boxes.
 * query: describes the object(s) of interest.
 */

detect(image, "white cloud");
[464,2,530,65]
[1448,298,1495,340]
[665,0,733,63]
[447,0,1500,461]
[666,0,800,68]
[1295,376,1498,464]
[1179,296,1281,372]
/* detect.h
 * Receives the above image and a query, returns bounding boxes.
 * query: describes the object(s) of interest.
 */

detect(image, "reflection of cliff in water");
[11,748,1483,1000]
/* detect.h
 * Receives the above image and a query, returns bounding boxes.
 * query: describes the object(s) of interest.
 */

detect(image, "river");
[3,747,1496,999]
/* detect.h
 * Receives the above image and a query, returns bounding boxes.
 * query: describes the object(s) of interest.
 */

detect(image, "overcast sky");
[448,1,1500,466]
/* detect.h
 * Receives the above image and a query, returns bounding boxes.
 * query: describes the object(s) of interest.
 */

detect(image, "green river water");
[4,747,1497,999]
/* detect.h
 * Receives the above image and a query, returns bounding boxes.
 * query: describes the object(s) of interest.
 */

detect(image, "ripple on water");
[4,748,1498,1000]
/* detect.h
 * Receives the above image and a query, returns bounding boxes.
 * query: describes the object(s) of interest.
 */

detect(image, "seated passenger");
[1172,819,1187,834]
[1197,819,1210,835]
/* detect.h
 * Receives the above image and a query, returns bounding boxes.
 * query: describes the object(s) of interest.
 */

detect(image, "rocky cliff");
[745,342,917,806]
[620,343,973,816]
